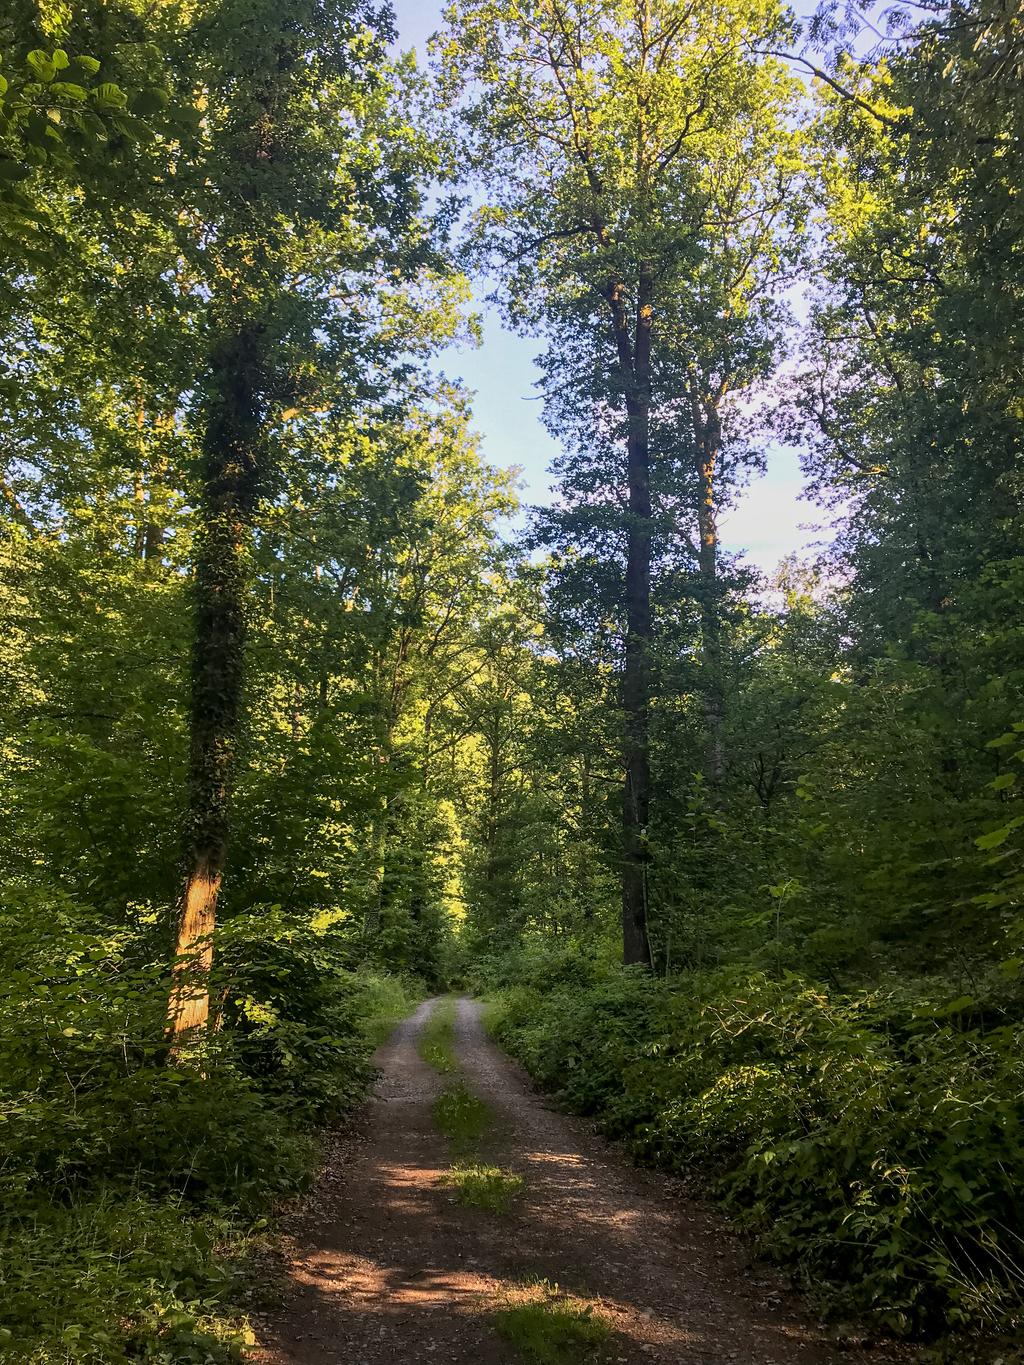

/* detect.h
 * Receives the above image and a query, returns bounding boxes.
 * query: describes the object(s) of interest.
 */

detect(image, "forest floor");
[250,997,915,1365]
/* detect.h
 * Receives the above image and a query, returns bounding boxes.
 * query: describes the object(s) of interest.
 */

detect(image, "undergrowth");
[480,946,1024,1346]
[0,911,422,1363]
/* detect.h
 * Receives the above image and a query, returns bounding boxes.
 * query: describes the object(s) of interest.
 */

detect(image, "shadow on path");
[251,996,911,1365]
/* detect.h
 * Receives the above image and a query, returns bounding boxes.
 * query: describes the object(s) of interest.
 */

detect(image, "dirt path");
[251,997,903,1365]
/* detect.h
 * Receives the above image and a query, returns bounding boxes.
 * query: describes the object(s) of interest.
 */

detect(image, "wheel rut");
[251,995,907,1364]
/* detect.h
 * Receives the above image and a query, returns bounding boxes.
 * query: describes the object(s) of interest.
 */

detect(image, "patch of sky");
[390,0,838,577]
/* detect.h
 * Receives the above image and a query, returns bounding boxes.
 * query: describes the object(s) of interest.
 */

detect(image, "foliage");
[0,879,420,1359]
[0,1193,252,1365]
[489,953,1024,1338]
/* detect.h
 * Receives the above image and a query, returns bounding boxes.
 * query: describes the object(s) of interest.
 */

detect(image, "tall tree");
[167,0,435,1041]
[441,0,802,961]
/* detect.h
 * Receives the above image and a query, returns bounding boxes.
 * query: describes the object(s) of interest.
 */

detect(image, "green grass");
[418,996,458,1072]
[433,1080,491,1150]
[421,996,530,1214]
[441,1162,525,1213]
[495,1284,612,1364]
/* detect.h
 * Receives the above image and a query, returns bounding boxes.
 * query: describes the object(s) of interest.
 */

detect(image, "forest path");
[251,996,899,1365]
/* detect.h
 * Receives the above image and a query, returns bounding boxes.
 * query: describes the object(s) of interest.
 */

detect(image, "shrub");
[489,956,1024,1339]
[0,1194,251,1364]
[0,902,421,1360]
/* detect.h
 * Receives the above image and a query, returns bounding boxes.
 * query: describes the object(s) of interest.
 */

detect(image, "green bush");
[215,909,377,1122]
[0,901,421,1361]
[0,1194,251,1364]
[489,958,1024,1339]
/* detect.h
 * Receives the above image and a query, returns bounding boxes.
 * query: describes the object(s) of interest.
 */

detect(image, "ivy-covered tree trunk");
[167,325,266,1044]
[607,272,654,968]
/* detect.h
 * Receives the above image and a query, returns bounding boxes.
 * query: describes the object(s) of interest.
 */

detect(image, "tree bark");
[691,382,726,788]
[167,325,265,1048]
[606,271,654,968]
[484,707,502,892]
[365,792,389,937]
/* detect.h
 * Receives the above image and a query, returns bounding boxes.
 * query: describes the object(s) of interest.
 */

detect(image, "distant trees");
[441,0,1024,989]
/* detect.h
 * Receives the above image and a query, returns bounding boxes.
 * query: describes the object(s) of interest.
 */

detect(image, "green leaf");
[51,82,88,103]
[27,50,57,83]
[73,55,102,75]
[92,82,127,109]
[986,732,1018,749]
[975,816,1024,850]
[131,87,169,116]
[934,995,974,1017]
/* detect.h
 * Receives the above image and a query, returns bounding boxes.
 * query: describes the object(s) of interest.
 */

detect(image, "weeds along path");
[251,997,907,1365]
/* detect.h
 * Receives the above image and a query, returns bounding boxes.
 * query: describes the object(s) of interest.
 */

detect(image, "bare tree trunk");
[365,795,388,938]
[691,380,726,788]
[167,325,265,1050]
[606,271,654,968]
[168,852,220,1036]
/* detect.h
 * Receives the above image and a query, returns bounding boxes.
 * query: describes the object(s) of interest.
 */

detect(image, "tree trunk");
[168,852,220,1037]
[167,325,265,1048]
[692,385,726,788]
[365,794,388,937]
[484,707,502,893]
[606,272,654,967]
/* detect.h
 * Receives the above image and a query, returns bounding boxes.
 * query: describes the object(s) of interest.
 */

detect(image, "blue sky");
[391,0,831,575]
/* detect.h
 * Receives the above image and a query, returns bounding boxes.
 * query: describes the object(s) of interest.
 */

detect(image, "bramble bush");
[485,948,1024,1340]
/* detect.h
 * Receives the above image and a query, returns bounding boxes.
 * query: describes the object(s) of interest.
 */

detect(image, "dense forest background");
[1,0,1023,1358]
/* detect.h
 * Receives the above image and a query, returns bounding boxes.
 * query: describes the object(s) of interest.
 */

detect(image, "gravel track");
[251,996,908,1365]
